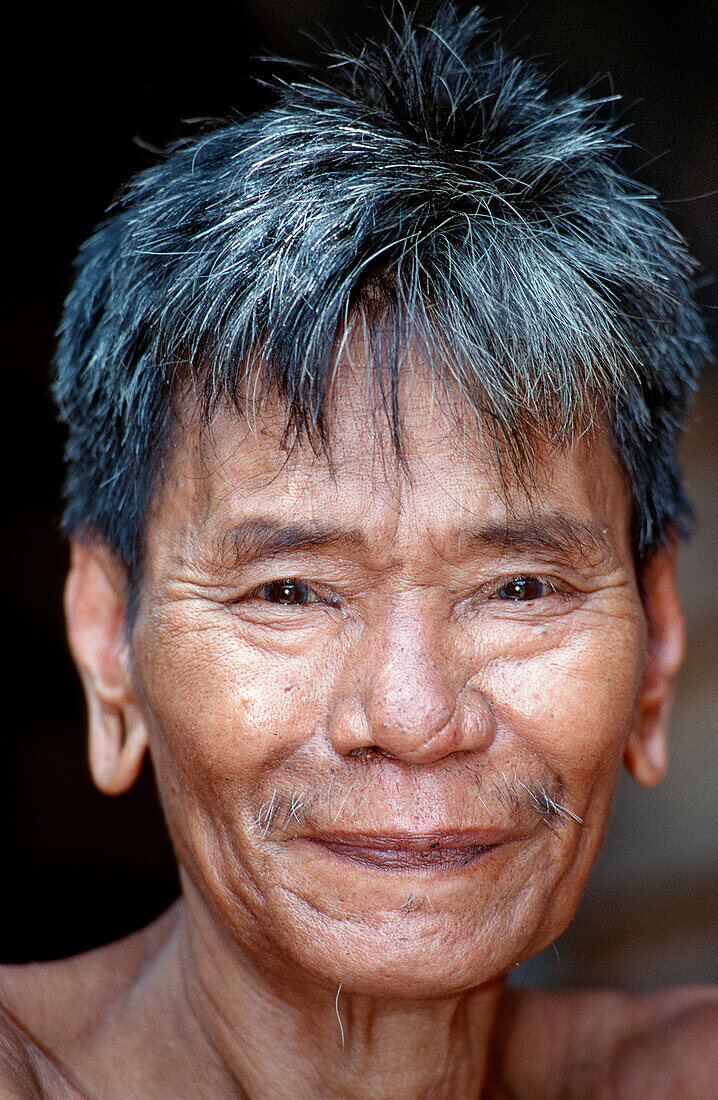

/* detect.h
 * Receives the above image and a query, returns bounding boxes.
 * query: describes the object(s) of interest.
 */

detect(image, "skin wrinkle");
[518,766,616,959]
[193,594,606,954]
[18,347,697,1099]
[150,717,262,939]
[191,357,604,584]
[9,9,712,1093]
[135,371,633,990]
[177,932,255,1100]
[252,763,578,845]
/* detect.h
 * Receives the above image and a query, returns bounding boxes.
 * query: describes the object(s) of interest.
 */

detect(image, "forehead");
[148,363,632,568]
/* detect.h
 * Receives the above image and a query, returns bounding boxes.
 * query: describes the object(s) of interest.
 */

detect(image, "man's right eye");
[253,579,318,605]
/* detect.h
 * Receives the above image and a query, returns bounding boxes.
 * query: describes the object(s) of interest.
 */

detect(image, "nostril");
[348,745,393,760]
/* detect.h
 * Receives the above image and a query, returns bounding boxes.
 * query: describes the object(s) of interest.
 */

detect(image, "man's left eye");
[496,576,553,601]
[255,579,319,605]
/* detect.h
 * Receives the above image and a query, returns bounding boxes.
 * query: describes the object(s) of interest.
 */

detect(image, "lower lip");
[307,838,500,871]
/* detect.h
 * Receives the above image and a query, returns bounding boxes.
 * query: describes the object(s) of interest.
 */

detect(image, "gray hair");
[53,4,709,576]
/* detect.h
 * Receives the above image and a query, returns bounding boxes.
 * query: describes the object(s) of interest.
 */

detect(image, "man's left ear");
[624,536,686,787]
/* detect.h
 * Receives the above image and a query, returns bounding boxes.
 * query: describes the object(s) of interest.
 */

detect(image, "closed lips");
[303,831,518,870]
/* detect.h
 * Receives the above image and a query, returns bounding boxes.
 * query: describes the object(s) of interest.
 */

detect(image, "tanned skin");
[1,918,716,1098]
[2,362,715,1098]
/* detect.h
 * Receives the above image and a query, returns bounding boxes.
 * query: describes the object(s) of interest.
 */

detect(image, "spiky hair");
[53,4,708,574]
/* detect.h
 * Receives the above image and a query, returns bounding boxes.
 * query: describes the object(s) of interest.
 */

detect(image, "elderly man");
[1,6,715,1097]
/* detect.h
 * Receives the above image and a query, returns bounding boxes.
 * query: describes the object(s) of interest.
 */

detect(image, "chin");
[266,903,537,1000]
[315,942,510,1000]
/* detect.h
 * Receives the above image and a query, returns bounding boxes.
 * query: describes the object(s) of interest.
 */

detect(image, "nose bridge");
[362,599,458,757]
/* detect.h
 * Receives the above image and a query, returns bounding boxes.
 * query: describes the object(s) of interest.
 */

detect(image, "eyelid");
[497,576,555,596]
[249,577,340,607]
[484,573,569,602]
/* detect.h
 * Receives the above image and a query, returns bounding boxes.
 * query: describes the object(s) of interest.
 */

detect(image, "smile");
[303,831,513,871]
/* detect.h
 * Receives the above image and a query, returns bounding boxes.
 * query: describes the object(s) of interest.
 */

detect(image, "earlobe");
[625,538,686,788]
[65,540,149,796]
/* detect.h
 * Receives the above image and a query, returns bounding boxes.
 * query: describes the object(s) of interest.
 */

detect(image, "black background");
[4,1,716,963]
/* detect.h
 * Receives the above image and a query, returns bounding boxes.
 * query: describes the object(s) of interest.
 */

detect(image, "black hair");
[53,4,709,576]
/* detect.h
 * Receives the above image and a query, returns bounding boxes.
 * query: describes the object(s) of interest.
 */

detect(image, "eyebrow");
[458,516,613,562]
[216,519,367,566]
[214,513,612,569]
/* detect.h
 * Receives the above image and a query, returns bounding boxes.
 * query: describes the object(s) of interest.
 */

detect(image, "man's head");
[56,7,704,998]
[53,6,706,583]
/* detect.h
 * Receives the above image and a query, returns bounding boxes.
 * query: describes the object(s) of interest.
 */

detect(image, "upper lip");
[301,829,520,849]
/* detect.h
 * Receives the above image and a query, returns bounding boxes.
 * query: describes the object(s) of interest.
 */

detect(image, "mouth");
[302,830,517,871]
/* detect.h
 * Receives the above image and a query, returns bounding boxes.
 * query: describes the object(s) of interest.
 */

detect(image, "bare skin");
[1,920,715,1098]
[2,362,715,1098]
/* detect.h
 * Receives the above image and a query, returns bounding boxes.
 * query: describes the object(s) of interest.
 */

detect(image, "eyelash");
[250,579,338,607]
[491,576,559,602]
[246,575,564,608]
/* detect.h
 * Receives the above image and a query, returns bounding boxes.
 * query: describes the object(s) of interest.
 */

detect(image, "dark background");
[4,1,717,982]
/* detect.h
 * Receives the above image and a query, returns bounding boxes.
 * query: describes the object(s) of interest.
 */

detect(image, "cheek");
[130,609,342,932]
[448,616,646,960]
[477,613,646,817]
[132,607,335,800]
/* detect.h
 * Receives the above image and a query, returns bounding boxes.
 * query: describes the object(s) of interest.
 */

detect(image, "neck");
[171,898,505,1100]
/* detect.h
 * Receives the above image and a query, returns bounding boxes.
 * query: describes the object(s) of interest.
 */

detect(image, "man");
[1,5,715,1096]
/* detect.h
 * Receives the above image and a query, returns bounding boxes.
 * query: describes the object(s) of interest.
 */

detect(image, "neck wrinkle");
[177,894,506,1100]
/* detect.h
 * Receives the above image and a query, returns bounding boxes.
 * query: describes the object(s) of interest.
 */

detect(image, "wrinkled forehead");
[187,359,533,500]
[175,303,618,509]
[151,357,632,567]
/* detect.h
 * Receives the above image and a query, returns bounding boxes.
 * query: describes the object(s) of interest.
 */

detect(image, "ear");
[64,540,148,795]
[624,536,686,787]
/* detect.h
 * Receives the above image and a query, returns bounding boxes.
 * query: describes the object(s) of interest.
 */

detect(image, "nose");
[329,606,495,764]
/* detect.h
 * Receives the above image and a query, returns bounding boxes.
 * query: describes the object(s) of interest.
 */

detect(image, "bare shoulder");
[0,1003,86,1098]
[492,984,718,1098]
[0,904,180,1098]
[0,959,95,1099]
[599,985,718,1097]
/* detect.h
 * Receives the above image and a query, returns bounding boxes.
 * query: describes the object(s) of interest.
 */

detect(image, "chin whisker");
[466,764,492,816]
[284,791,309,828]
[331,778,358,826]
[549,800,584,826]
[516,777,584,827]
[353,788,369,818]
[256,788,279,837]
[335,983,345,1050]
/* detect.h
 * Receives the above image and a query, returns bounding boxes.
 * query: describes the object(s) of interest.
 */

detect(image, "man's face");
[123,364,653,997]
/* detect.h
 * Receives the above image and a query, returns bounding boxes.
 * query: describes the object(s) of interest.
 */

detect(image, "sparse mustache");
[254,766,584,839]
